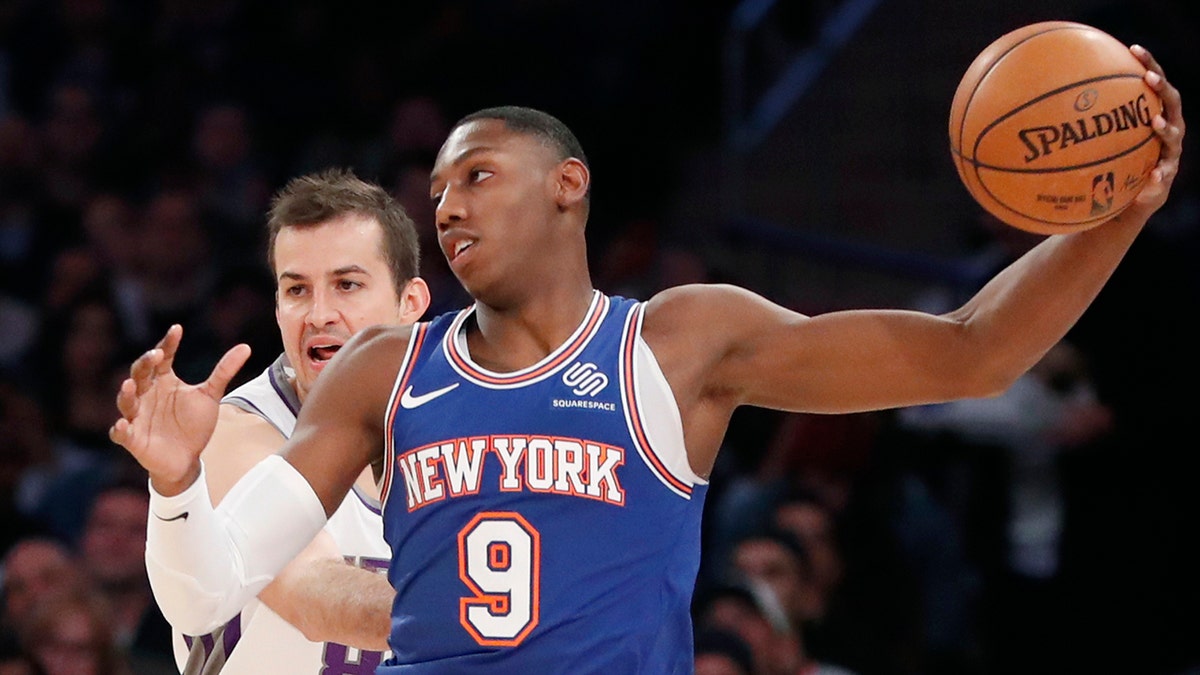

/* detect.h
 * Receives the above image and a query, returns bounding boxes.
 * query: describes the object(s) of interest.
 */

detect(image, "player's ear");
[555,158,589,209]
[398,277,431,323]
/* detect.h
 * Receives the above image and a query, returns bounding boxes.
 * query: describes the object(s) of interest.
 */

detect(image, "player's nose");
[435,185,466,231]
[307,287,341,327]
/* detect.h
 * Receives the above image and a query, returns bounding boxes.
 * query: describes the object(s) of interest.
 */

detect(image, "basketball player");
[112,45,1183,672]
[149,169,430,674]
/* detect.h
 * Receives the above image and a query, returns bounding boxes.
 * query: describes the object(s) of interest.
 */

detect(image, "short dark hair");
[266,168,420,297]
[454,106,590,197]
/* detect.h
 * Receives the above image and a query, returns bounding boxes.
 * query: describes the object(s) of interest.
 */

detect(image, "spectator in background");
[123,187,216,368]
[378,94,451,172]
[36,82,106,230]
[730,529,825,633]
[17,587,130,675]
[693,627,756,675]
[189,101,271,261]
[694,583,792,675]
[771,491,844,614]
[0,383,55,550]
[897,338,1113,671]
[24,292,133,541]
[194,264,279,391]
[0,115,45,367]
[0,537,81,637]
[694,581,856,675]
[76,479,174,673]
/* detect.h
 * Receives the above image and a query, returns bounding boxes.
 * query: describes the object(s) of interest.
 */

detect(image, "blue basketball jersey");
[379,291,709,674]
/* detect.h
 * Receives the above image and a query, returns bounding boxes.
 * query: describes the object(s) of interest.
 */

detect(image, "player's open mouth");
[308,344,341,362]
[451,239,474,261]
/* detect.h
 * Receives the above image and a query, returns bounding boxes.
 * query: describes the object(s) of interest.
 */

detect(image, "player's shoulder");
[645,283,754,324]
[204,404,286,481]
[215,401,274,428]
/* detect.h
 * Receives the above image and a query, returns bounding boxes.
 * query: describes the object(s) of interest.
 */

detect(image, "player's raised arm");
[114,323,405,633]
[644,53,1182,477]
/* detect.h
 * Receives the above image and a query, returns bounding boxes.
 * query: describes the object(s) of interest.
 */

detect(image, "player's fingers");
[1151,115,1184,169]
[129,349,164,395]
[1145,69,1184,126]
[109,417,134,448]
[1130,44,1163,77]
[116,377,140,419]
[154,324,184,376]
[202,343,252,400]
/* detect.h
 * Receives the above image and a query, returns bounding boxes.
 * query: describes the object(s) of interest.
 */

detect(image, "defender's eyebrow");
[278,265,370,283]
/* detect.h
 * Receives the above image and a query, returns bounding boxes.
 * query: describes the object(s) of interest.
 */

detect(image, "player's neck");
[468,286,597,372]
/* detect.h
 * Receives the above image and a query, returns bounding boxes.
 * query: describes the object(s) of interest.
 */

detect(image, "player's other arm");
[264,538,393,650]
[126,326,403,635]
[193,408,392,649]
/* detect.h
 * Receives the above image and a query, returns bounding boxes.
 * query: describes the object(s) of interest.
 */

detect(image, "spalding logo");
[1018,93,1154,163]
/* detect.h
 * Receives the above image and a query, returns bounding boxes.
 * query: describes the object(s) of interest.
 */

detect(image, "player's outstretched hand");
[109,324,251,496]
[1127,44,1185,217]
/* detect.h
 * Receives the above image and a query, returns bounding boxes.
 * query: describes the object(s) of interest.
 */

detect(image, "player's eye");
[470,169,493,183]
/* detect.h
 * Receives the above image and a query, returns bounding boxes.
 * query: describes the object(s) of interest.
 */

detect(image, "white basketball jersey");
[172,355,392,675]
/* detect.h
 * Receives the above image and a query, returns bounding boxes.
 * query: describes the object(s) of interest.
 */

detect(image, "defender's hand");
[109,325,251,496]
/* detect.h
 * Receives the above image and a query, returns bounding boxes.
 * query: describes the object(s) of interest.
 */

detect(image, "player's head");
[267,168,431,400]
[452,106,589,192]
[431,106,591,304]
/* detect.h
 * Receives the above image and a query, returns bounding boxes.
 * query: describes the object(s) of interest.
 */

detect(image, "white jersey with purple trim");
[171,355,392,675]
[379,291,709,673]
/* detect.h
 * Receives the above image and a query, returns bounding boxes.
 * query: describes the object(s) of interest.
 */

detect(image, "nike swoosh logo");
[400,383,460,409]
[155,512,189,522]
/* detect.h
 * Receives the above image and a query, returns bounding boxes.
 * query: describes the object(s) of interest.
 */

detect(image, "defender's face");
[429,120,562,299]
[274,214,404,401]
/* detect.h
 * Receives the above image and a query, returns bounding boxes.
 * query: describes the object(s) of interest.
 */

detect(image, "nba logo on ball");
[949,21,1162,234]
[1090,171,1114,215]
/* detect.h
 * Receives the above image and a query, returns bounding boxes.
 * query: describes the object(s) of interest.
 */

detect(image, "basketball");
[949,21,1162,235]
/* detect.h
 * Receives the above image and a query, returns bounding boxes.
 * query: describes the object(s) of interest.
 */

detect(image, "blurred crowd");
[2,1,1199,675]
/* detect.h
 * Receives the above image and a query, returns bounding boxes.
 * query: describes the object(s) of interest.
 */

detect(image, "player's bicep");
[662,285,969,413]
[202,406,287,505]
[734,305,975,413]
[645,284,813,408]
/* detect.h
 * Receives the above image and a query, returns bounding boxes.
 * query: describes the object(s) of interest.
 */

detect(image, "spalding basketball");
[949,21,1162,234]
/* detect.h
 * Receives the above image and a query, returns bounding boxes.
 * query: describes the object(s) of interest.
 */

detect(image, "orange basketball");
[949,21,1162,235]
